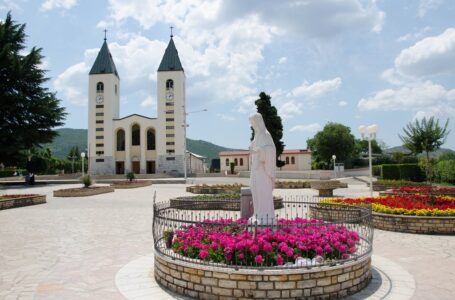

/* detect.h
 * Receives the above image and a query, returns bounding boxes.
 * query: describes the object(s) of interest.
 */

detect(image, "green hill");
[43,128,232,165]
[385,146,455,158]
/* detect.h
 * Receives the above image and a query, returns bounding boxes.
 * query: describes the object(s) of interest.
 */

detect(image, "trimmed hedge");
[434,160,455,184]
[0,170,15,178]
[375,163,425,182]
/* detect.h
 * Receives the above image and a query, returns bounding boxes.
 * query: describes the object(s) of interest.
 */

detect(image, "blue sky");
[2,0,455,150]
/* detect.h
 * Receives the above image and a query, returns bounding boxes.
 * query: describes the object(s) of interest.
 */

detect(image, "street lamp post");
[359,124,378,197]
[332,154,337,178]
[183,108,207,181]
[81,152,86,177]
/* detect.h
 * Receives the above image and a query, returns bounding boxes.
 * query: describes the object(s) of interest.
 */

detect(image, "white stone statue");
[249,113,276,225]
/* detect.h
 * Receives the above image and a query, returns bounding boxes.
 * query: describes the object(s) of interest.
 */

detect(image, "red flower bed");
[171,218,360,267]
[392,186,455,195]
[325,194,455,216]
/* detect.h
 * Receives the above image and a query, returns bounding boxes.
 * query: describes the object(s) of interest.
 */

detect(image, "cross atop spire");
[104,29,107,41]
[170,26,174,38]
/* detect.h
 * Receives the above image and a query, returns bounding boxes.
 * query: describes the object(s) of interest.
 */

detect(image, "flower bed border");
[111,181,152,189]
[0,194,46,210]
[153,252,371,299]
[372,212,455,234]
[169,196,284,210]
[186,185,243,194]
[53,186,114,197]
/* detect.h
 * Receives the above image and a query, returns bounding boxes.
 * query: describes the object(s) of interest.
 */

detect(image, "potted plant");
[163,229,174,248]
[126,172,135,182]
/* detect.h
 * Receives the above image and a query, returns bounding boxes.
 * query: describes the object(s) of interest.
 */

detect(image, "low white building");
[219,149,311,173]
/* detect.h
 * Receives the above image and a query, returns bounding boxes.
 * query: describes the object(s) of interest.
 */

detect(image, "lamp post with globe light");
[359,124,378,197]
[332,154,336,178]
[81,152,86,177]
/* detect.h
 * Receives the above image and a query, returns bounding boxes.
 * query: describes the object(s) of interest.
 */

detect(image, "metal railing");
[153,196,373,270]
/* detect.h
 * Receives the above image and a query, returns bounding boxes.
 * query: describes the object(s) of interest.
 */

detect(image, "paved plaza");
[0,179,454,299]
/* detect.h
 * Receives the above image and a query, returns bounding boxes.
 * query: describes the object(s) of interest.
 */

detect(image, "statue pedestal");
[240,187,253,219]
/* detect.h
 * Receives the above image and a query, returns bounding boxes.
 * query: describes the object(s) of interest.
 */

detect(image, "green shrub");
[372,165,381,177]
[126,172,135,182]
[375,179,427,187]
[229,162,235,174]
[0,170,15,177]
[81,175,92,188]
[376,163,425,182]
[434,160,455,184]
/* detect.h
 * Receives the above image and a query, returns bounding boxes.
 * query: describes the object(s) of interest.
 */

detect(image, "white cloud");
[358,80,455,117]
[217,114,235,121]
[292,77,342,98]
[394,27,455,77]
[54,62,90,106]
[278,100,303,119]
[397,26,431,42]
[0,0,22,11]
[417,0,443,18]
[40,0,78,11]
[140,96,155,108]
[278,57,287,64]
[338,100,348,107]
[289,123,322,133]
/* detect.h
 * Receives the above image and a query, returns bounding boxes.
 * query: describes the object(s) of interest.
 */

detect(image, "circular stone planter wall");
[0,195,46,210]
[186,186,243,194]
[309,205,365,223]
[169,196,284,211]
[372,212,455,234]
[53,186,114,197]
[111,181,152,189]
[153,253,371,299]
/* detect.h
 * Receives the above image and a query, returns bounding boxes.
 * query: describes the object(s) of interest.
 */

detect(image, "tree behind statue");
[251,92,285,167]
[0,12,66,166]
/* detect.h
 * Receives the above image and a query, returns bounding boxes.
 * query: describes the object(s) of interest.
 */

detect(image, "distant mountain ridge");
[43,128,232,165]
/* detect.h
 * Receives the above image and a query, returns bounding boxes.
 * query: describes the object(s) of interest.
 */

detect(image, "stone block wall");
[373,212,455,234]
[309,205,364,223]
[0,195,46,210]
[153,254,371,300]
[169,197,284,211]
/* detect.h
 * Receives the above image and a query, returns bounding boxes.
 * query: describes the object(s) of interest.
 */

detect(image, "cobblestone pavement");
[0,181,454,299]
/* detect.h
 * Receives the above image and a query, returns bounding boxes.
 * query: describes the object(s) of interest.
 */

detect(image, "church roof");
[89,40,119,78]
[158,37,184,72]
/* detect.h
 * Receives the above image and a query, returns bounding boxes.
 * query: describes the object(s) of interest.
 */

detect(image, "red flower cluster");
[338,195,455,210]
[392,186,455,195]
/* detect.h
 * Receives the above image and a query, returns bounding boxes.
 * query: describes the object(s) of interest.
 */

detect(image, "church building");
[87,34,205,175]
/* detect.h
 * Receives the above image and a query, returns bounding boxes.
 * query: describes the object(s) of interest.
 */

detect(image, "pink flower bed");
[171,218,360,266]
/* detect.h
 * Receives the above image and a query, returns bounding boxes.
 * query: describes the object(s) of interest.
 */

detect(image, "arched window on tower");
[132,124,140,146]
[116,129,125,151]
[96,82,104,93]
[166,79,174,90]
[147,129,156,150]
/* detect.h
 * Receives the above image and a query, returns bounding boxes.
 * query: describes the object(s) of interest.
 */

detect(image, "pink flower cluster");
[171,218,359,266]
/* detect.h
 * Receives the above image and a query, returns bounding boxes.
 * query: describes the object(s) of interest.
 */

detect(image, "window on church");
[166,79,174,90]
[96,82,104,93]
[96,128,104,131]
[291,156,295,165]
[115,84,118,95]
[166,118,174,121]
[166,134,174,137]
[166,142,175,145]
[234,158,238,166]
[166,102,174,106]
[240,158,244,166]
[117,129,125,151]
[147,129,155,150]
[96,112,104,116]
[166,110,174,114]
[286,157,289,164]
[166,126,174,129]
[225,158,229,166]
[132,124,140,146]
[96,120,104,124]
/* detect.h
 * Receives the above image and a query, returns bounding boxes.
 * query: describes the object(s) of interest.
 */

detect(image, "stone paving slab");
[0,180,454,299]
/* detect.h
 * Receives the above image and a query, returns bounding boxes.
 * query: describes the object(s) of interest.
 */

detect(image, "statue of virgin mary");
[249,113,276,225]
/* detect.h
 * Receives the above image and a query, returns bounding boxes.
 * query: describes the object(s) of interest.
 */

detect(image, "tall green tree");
[307,123,356,168]
[399,116,450,180]
[251,92,285,167]
[0,12,66,165]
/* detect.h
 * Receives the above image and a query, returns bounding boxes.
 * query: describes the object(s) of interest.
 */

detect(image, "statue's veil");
[250,113,276,180]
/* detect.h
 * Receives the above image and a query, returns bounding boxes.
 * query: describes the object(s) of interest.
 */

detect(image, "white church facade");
[87,35,205,175]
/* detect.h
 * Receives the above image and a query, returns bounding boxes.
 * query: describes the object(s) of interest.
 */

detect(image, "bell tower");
[156,34,186,174]
[88,35,120,175]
